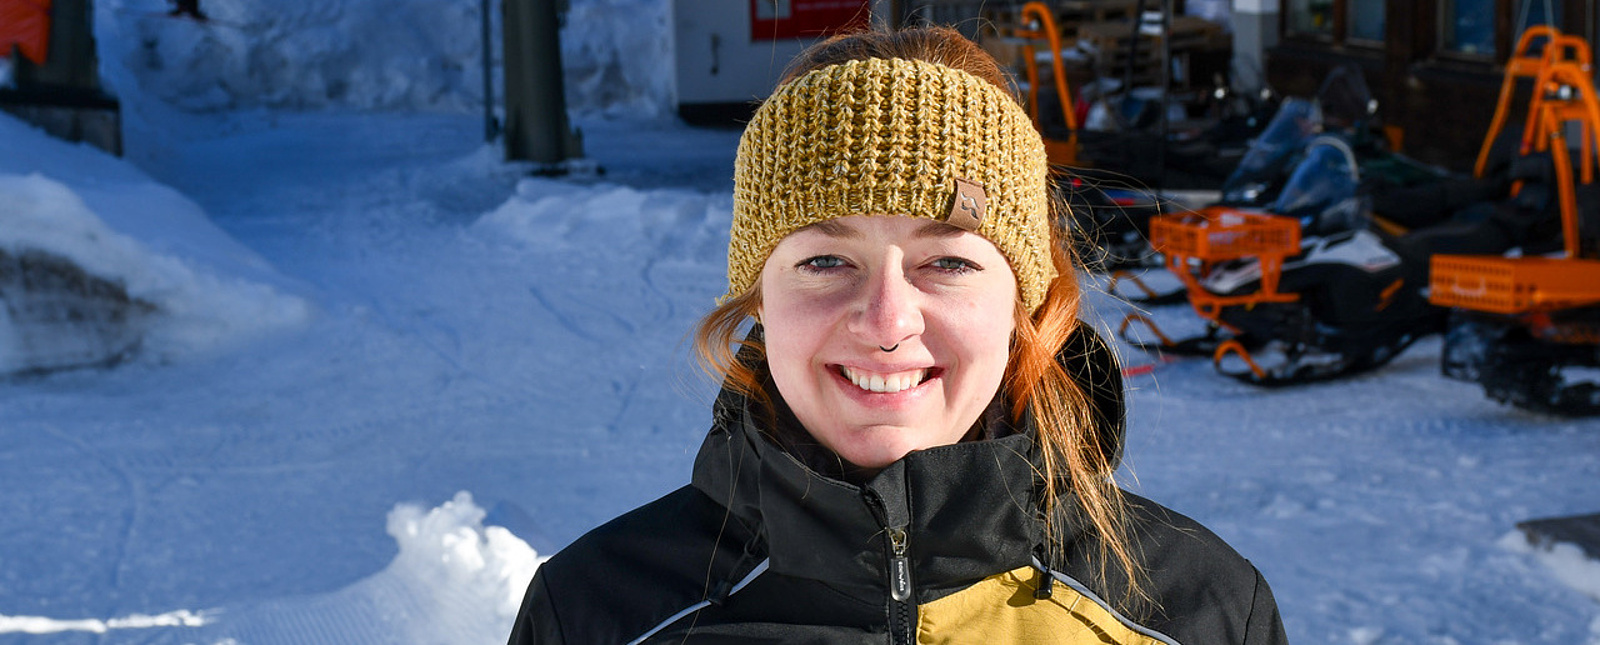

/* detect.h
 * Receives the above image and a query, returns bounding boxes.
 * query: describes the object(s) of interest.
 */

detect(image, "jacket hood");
[689,321,1125,601]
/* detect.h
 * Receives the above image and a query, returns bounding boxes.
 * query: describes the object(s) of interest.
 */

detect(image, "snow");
[0,611,207,636]
[0,1,1597,643]
[93,0,674,118]
[0,113,310,365]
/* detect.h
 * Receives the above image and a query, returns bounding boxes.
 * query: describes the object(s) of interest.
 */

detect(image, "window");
[1440,0,1563,58]
[1348,0,1387,42]
[1288,0,1337,37]
[1440,0,1498,55]
[1286,0,1387,45]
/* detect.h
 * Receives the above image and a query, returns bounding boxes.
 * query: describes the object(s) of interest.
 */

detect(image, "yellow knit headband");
[726,56,1058,312]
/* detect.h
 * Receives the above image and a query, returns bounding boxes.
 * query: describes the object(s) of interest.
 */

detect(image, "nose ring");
[879,344,899,353]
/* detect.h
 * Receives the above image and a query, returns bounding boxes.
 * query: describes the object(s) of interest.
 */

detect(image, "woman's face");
[759,215,1018,470]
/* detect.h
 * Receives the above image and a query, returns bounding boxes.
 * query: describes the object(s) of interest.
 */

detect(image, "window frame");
[1282,0,1388,49]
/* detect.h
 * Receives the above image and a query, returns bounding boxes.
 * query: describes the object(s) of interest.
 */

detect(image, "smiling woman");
[508,25,1290,645]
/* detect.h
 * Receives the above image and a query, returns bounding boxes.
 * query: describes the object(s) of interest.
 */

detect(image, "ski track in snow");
[1,104,1598,644]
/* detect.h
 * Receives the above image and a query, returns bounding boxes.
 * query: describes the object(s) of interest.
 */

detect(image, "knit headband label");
[948,178,987,231]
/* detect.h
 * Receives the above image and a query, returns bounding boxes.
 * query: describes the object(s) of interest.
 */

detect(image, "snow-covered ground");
[1,1,1597,643]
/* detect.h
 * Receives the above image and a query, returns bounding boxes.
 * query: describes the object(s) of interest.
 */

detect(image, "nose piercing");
[879,344,899,353]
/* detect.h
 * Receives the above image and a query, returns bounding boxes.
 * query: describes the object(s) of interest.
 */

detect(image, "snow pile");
[561,0,674,119]
[200,493,545,644]
[0,173,309,360]
[472,177,730,262]
[98,0,674,117]
[352,491,544,643]
[101,0,486,112]
[0,112,310,365]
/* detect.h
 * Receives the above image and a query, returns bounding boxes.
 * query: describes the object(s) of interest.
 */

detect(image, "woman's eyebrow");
[801,219,963,239]
[915,220,966,238]
[807,220,863,238]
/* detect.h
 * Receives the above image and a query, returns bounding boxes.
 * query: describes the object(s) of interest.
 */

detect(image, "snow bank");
[98,0,674,118]
[100,0,485,112]
[0,112,311,366]
[472,177,731,262]
[562,0,674,119]
[0,493,542,643]
[194,492,545,644]
[0,173,308,359]
[0,610,208,635]
[380,492,546,639]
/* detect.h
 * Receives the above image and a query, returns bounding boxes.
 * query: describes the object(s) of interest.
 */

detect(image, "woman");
[509,26,1288,644]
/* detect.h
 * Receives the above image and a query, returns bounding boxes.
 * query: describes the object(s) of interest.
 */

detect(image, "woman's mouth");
[837,366,934,393]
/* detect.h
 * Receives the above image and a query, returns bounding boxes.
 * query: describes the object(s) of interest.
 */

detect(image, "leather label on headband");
[948,178,987,231]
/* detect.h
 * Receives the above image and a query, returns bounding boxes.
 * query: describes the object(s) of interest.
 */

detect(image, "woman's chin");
[827,433,926,471]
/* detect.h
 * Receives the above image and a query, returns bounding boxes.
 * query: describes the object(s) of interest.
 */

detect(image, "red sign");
[0,0,52,64]
[751,0,870,41]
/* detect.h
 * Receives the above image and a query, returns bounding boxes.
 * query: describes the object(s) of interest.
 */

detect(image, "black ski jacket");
[508,328,1289,644]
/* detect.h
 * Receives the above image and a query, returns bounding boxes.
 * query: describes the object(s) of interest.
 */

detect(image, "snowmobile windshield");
[1220,98,1321,203]
[1270,137,1360,227]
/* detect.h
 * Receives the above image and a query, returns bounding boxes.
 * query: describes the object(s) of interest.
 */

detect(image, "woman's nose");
[850,265,924,348]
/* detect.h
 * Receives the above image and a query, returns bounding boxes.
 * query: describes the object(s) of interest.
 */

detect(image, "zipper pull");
[1034,567,1055,600]
[1033,544,1055,600]
[888,527,912,602]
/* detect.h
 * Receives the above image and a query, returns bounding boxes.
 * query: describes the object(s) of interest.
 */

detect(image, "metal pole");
[481,0,498,142]
[502,0,582,167]
[1158,0,1171,189]
[1124,0,1145,105]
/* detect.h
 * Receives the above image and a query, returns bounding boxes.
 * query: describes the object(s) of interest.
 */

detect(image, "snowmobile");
[1119,124,1561,385]
[1118,34,1587,386]
[1086,64,1447,290]
[1117,135,1434,382]
[1429,50,1600,415]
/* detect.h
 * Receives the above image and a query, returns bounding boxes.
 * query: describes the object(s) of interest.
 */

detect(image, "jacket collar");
[691,387,1046,599]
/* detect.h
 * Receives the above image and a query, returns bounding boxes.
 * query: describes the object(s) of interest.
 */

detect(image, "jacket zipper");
[866,490,915,645]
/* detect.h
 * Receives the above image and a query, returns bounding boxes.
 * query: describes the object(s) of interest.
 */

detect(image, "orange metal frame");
[1012,1,1081,167]
[1148,207,1303,326]
[1431,58,1600,316]
[1475,26,1563,178]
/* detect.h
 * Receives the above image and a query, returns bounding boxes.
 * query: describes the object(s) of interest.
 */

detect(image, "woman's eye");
[931,257,978,273]
[799,255,846,270]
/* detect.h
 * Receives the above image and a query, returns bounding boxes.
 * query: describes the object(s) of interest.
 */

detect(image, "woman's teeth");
[840,367,929,393]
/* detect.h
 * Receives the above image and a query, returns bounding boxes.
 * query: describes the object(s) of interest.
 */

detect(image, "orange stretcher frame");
[1475,26,1563,178]
[1431,58,1600,315]
[1148,206,1303,325]
[1010,1,1082,167]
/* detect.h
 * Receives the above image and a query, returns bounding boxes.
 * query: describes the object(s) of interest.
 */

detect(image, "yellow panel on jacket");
[916,567,1165,644]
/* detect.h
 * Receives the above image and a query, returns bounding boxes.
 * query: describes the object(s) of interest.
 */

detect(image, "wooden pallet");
[1076,15,1229,55]
[983,0,1142,44]
[1075,16,1228,87]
